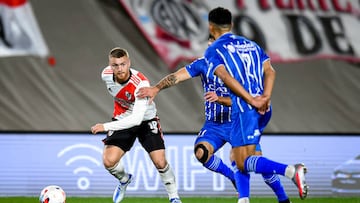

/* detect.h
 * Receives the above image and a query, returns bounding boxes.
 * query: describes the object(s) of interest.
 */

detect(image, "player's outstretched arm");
[136,86,160,104]
[137,67,191,103]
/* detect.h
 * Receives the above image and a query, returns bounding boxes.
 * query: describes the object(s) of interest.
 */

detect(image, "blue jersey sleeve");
[185,57,207,78]
[204,45,224,77]
[257,44,270,64]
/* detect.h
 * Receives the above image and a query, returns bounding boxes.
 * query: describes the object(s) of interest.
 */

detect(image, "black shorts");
[102,116,165,153]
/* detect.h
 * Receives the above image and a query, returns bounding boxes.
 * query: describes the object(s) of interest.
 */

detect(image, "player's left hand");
[136,86,159,104]
[254,95,270,115]
[91,123,105,134]
[204,91,218,102]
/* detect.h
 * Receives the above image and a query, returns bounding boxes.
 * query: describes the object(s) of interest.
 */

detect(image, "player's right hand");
[91,123,105,134]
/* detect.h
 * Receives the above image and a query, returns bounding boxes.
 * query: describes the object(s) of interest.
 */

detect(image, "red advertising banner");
[120,0,360,69]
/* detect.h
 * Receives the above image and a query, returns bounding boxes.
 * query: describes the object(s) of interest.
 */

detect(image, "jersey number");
[240,53,254,78]
[148,121,158,134]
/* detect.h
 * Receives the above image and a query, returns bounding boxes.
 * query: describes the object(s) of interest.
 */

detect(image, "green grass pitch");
[0,197,360,203]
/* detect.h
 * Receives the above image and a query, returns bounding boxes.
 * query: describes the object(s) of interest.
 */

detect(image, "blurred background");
[0,0,359,133]
[0,0,360,198]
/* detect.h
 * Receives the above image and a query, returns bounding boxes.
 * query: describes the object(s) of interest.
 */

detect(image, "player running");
[91,47,182,203]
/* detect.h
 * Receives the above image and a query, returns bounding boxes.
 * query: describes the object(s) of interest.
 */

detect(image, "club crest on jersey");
[125,91,132,100]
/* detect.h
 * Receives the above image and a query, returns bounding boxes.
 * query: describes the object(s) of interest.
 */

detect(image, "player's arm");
[204,91,232,106]
[255,60,276,113]
[136,67,191,103]
[91,84,149,134]
[263,60,276,102]
[214,65,266,109]
[91,99,147,134]
[216,96,232,106]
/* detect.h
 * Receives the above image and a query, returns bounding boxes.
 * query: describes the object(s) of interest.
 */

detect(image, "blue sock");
[204,155,234,182]
[244,155,287,175]
[232,161,250,198]
[262,173,289,202]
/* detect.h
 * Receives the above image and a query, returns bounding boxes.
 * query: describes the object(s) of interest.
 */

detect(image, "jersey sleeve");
[185,57,206,78]
[255,43,270,64]
[103,81,149,131]
[204,46,224,76]
[101,66,114,85]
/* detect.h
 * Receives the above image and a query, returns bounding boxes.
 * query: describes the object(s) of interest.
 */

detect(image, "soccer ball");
[39,185,66,203]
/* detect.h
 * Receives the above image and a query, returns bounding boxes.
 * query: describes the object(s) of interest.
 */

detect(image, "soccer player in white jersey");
[204,7,309,203]
[90,47,182,203]
[137,37,292,203]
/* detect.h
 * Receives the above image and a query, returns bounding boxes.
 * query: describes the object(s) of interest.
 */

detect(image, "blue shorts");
[230,108,271,148]
[195,119,262,152]
[194,120,232,153]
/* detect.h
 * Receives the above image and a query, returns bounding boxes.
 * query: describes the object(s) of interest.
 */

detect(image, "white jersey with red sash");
[101,66,156,131]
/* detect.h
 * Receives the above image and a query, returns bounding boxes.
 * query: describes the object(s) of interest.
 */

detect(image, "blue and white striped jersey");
[185,57,232,123]
[205,33,270,113]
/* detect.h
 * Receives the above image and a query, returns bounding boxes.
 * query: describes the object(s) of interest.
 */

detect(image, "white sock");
[159,164,179,199]
[107,161,128,182]
[238,197,250,203]
[285,165,295,179]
